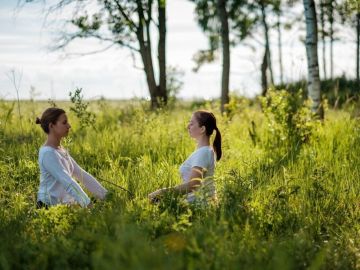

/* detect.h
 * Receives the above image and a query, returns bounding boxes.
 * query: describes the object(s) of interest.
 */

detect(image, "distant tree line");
[23,0,360,117]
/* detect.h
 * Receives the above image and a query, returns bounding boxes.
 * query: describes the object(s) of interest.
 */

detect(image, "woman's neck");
[196,136,210,149]
[45,135,61,149]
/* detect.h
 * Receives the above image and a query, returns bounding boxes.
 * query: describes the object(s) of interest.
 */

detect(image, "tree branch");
[146,0,153,25]
[152,18,159,28]
[53,31,140,53]
[130,50,144,70]
[113,0,138,31]
[59,43,115,58]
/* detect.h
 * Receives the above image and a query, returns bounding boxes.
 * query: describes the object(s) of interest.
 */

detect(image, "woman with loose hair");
[148,110,222,204]
[36,107,107,208]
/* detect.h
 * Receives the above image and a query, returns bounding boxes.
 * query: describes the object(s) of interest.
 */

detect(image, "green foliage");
[224,94,253,121]
[0,101,15,133]
[71,13,102,32]
[0,99,359,269]
[47,98,57,107]
[192,49,217,72]
[260,88,319,157]
[69,88,96,129]
[276,76,360,109]
[344,0,360,13]
[190,0,257,70]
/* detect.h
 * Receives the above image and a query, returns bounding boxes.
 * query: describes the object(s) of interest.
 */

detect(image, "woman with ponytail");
[35,107,107,208]
[148,110,222,204]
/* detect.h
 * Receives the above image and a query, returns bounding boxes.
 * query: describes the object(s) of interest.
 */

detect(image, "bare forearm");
[148,178,202,203]
[172,180,201,195]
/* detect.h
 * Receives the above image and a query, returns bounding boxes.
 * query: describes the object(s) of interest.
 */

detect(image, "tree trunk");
[260,1,274,86]
[328,0,334,79]
[261,49,268,96]
[303,0,324,119]
[136,0,159,109]
[217,0,230,113]
[145,20,161,109]
[158,0,167,105]
[357,12,360,89]
[320,0,327,80]
[277,9,284,85]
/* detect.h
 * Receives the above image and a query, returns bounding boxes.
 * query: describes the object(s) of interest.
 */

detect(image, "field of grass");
[0,96,359,269]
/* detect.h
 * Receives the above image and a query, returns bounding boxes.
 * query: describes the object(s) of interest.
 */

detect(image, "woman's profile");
[148,110,222,204]
[36,107,107,208]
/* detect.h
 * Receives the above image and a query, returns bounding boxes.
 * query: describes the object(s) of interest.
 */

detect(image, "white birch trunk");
[303,0,323,118]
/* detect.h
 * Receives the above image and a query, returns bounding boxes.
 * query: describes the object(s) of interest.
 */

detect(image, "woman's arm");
[148,167,204,201]
[70,157,108,200]
[172,167,203,194]
[42,151,91,207]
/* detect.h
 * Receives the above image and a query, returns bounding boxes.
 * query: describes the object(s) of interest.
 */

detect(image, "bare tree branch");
[130,50,144,70]
[113,0,138,31]
[58,44,116,59]
[152,18,159,28]
[53,31,140,52]
[146,0,153,25]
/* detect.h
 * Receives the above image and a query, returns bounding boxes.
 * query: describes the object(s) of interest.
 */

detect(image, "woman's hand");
[87,202,94,209]
[148,188,168,203]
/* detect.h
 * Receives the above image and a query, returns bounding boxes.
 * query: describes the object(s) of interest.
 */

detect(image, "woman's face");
[187,114,204,139]
[50,113,71,138]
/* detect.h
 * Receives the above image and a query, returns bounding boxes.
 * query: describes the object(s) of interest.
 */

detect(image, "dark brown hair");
[36,108,66,134]
[193,110,222,161]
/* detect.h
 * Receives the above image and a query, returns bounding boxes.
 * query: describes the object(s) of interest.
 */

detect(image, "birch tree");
[303,0,324,118]
[319,0,327,79]
[274,0,284,85]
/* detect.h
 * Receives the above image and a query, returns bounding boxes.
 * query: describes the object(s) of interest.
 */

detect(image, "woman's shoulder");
[39,146,68,157]
[39,145,55,154]
[38,146,56,165]
[190,146,214,160]
[196,146,214,155]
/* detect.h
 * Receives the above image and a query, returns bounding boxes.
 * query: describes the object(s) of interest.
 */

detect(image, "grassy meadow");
[0,94,359,269]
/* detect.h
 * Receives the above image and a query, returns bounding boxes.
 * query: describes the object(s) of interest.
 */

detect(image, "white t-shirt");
[37,146,107,207]
[179,146,216,202]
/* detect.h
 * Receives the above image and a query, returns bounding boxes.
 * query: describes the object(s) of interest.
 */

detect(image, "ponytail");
[213,127,222,161]
[194,110,222,161]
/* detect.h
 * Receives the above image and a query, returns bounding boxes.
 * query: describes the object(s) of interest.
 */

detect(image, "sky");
[0,0,357,101]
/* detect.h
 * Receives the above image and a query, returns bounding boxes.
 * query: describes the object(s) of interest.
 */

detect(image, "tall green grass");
[0,98,359,269]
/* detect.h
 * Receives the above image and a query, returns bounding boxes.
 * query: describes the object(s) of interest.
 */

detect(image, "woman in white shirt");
[148,110,222,204]
[36,107,107,208]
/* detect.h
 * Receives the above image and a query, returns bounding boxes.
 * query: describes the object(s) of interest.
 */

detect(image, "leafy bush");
[260,88,320,159]
[69,88,96,129]
[276,76,359,108]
